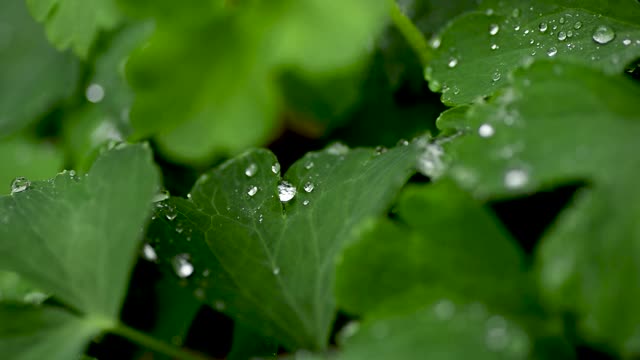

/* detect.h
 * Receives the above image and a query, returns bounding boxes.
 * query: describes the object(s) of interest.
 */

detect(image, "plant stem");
[110,322,210,360]
[387,0,432,67]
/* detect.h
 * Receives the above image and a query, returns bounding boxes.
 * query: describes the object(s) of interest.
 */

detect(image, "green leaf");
[335,180,530,319]
[0,0,78,136]
[228,324,278,360]
[426,0,640,105]
[0,144,160,320]
[0,304,103,360]
[122,0,389,163]
[0,135,64,195]
[339,303,532,360]
[145,142,419,350]
[26,0,123,58]
[441,61,640,355]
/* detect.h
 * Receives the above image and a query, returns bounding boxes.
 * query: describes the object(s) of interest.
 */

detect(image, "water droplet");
[304,161,314,170]
[278,181,296,202]
[303,182,315,193]
[559,17,565,24]
[492,71,501,82]
[153,189,170,202]
[10,177,30,194]
[326,142,349,155]
[512,8,521,17]
[547,47,558,57]
[574,21,582,30]
[271,162,280,174]
[23,292,48,304]
[417,143,445,179]
[165,207,177,221]
[374,146,388,155]
[429,36,441,49]
[567,30,573,38]
[433,299,456,320]
[486,317,510,351]
[173,254,194,278]
[340,321,361,340]
[478,124,495,138]
[623,38,632,46]
[86,84,105,103]
[489,24,500,36]
[447,57,458,68]
[142,244,158,262]
[397,139,409,146]
[490,43,499,50]
[557,31,567,41]
[592,25,615,44]
[247,186,258,197]
[244,163,257,177]
[214,300,226,311]
[538,22,548,32]
[273,267,280,275]
[504,169,529,189]
[303,200,310,206]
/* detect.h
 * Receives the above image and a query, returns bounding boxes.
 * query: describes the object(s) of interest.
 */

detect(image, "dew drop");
[623,38,632,46]
[490,43,499,50]
[304,161,314,170]
[478,124,495,138]
[273,267,280,275]
[244,163,258,177]
[23,292,47,304]
[417,143,445,179]
[173,254,194,278]
[574,21,582,30]
[152,189,170,203]
[326,142,349,155]
[538,22,548,32]
[165,207,177,221]
[557,31,567,41]
[504,169,529,189]
[271,162,281,174]
[547,47,558,57]
[429,36,441,49]
[433,299,456,320]
[214,300,226,311]
[247,186,258,197]
[512,8,521,17]
[142,244,158,262]
[303,200,310,206]
[278,181,296,202]
[447,57,458,68]
[592,25,615,44]
[10,177,30,194]
[567,30,573,38]
[492,71,501,82]
[559,17,565,24]
[486,316,510,351]
[489,24,500,36]
[86,84,105,103]
[303,182,315,193]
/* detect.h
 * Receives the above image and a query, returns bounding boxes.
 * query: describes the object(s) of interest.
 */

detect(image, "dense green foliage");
[1,0,639,359]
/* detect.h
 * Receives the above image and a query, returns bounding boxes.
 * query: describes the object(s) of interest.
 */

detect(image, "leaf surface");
[145,142,419,349]
[426,0,640,104]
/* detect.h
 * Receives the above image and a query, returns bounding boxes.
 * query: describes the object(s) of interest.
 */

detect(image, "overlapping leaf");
[145,142,419,350]
[426,0,640,105]
[439,61,640,355]
[26,0,123,57]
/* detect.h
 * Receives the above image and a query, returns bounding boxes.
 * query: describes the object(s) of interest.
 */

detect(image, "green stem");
[387,0,432,66]
[110,322,210,360]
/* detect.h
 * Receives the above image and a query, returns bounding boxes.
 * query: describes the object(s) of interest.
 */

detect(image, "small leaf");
[0,304,103,360]
[0,144,160,320]
[339,303,532,360]
[146,142,420,349]
[426,0,640,105]
[26,0,123,57]
[335,181,530,319]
